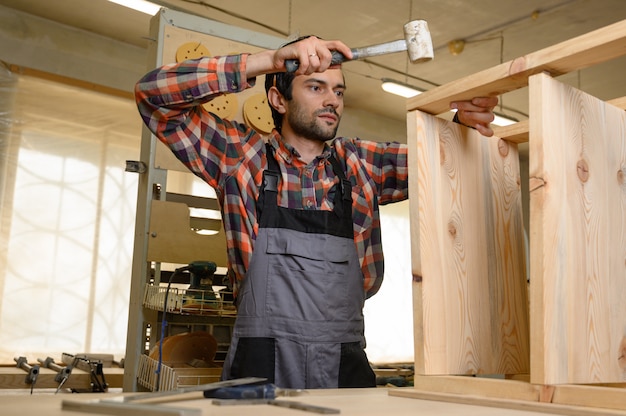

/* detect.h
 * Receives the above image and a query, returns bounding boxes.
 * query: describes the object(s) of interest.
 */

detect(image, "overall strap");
[327,151,353,219]
[258,143,353,225]
[256,143,280,221]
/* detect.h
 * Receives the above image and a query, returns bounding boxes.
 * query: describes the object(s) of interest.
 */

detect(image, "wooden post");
[529,73,626,385]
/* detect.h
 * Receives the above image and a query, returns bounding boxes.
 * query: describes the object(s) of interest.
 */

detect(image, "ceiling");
[2,0,626,125]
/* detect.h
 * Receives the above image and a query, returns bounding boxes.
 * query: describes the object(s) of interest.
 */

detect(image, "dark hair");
[264,36,314,133]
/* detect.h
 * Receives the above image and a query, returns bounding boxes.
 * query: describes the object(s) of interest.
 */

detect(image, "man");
[135,35,497,389]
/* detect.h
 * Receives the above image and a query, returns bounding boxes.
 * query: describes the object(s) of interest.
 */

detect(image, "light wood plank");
[409,110,529,375]
[608,96,626,110]
[406,19,626,115]
[393,377,626,413]
[552,384,626,410]
[411,375,539,402]
[529,73,626,384]
[391,387,626,416]
[493,120,530,144]
[62,400,199,416]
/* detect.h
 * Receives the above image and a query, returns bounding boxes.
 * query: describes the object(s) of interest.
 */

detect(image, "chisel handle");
[204,383,278,399]
[285,50,347,73]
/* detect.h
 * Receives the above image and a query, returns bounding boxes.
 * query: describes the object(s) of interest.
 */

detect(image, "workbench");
[0,387,595,416]
[0,365,124,391]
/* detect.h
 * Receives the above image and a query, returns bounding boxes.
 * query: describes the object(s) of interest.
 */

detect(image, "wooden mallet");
[285,19,434,72]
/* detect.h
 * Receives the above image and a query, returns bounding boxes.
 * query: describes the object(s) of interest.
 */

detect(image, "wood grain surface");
[408,111,529,376]
[529,73,626,385]
[406,19,626,115]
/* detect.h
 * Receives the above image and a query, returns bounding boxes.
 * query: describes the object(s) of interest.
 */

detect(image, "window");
[0,73,140,362]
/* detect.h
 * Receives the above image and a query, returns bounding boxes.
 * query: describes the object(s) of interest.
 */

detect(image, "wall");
[0,5,145,94]
[0,5,406,143]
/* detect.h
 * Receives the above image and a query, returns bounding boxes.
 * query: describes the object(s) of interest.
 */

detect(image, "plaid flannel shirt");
[135,54,408,298]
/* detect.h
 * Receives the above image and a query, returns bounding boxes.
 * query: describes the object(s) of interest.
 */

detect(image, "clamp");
[38,357,73,393]
[14,356,39,394]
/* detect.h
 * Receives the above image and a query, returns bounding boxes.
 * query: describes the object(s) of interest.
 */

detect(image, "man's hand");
[450,96,499,137]
[273,36,353,75]
[246,36,353,79]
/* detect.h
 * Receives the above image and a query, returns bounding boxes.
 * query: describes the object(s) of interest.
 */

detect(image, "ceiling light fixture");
[492,112,518,126]
[450,109,518,127]
[381,78,423,98]
[108,0,161,15]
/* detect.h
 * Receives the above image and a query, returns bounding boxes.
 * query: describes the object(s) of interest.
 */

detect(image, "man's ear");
[267,86,287,115]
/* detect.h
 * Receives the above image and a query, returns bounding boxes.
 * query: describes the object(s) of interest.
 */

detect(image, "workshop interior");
[1,0,626,414]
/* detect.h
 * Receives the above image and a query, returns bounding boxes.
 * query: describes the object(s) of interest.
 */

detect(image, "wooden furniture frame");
[397,19,626,414]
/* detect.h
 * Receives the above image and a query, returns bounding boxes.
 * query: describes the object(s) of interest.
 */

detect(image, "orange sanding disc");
[243,93,274,134]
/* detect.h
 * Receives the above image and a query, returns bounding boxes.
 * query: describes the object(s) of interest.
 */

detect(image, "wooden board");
[391,385,626,416]
[529,73,626,385]
[0,366,124,390]
[408,110,529,376]
[406,19,626,115]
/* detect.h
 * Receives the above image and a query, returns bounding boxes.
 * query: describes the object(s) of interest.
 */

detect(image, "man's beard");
[286,102,340,143]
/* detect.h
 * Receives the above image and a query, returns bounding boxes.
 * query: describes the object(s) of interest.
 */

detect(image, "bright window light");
[108,0,161,15]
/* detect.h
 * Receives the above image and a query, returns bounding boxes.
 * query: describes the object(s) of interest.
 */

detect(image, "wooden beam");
[493,120,530,143]
[391,387,626,416]
[395,376,626,414]
[552,385,626,410]
[62,399,200,416]
[8,64,133,100]
[0,366,124,390]
[406,19,626,115]
[411,375,540,402]
[608,95,626,110]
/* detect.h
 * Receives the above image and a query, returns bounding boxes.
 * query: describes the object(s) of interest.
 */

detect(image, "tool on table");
[112,376,267,403]
[204,384,305,400]
[285,19,433,72]
[213,399,340,414]
[207,383,340,414]
[62,352,108,392]
[203,383,303,399]
[14,356,39,394]
[64,378,340,416]
[63,377,267,416]
[38,356,73,393]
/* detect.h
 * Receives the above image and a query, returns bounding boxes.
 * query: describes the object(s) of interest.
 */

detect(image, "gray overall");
[221,144,376,389]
